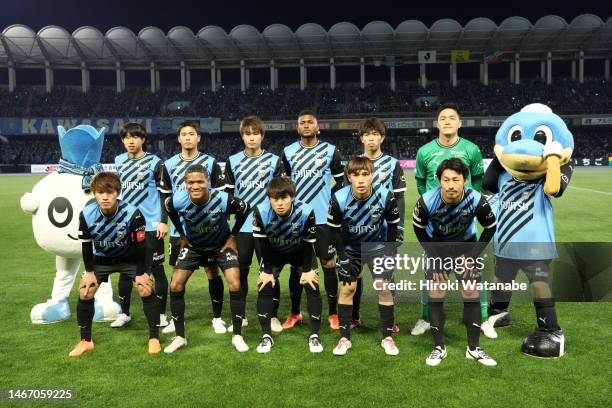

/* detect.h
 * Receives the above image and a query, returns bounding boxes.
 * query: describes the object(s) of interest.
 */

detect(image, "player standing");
[412,103,486,336]
[225,116,284,333]
[252,177,322,353]
[413,158,497,366]
[280,110,344,330]
[70,172,160,357]
[163,121,227,335]
[163,165,250,353]
[112,123,169,329]
[328,157,401,356]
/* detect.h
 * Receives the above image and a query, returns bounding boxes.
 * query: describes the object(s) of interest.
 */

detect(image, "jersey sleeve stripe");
[388,218,400,224]
[327,222,341,227]
[483,221,497,229]
[253,233,268,238]
[412,220,427,228]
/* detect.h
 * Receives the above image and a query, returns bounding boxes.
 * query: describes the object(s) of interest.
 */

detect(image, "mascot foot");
[69,340,95,357]
[93,299,122,322]
[31,299,71,324]
[521,327,565,358]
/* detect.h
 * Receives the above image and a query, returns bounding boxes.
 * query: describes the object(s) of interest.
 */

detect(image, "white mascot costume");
[20,125,121,324]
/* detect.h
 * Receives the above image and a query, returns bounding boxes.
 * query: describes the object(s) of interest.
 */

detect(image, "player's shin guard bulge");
[257,283,275,336]
[379,304,395,339]
[151,264,168,314]
[305,283,323,335]
[229,290,246,336]
[428,298,446,348]
[209,276,224,319]
[463,300,482,350]
[77,298,95,341]
[170,290,186,338]
[141,293,160,339]
[338,304,353,340]
[118,273,133,316]
[323,266,338,316]
[289,266,303,315]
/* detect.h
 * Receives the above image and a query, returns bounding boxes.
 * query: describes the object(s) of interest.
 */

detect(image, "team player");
[252,177,322,353]
[328,157,401,356]
[112,123,169,329]
[281,110,344,330]
[412,103,486,337]
[163,121,228,335]
[225,116,284,332]
[163,165,250,353]
[413,158,497,366]
[70,172,160,357]
[348,117,406,331]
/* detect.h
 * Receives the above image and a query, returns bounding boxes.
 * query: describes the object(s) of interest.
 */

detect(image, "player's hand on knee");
[300,270,319,290]
[257,272,275,291]
[135,273,154,296]
[79,272,99,299]
[157,222,168,239]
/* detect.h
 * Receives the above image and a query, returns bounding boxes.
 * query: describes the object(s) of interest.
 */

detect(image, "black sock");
[305,284,322,336]
[534,298,560,329]
[464,300,481,349]
[239,267,249,301]
[352,278,363,320]
[323,266,338,315]
[208,276,224,319]
[118,274,133,316]
[289,266,302,315]
[272,278,280,318]
[151,265,168,315]
[77,298,95,341]
[338,303,353,340]
[257,284,274,336]
[428,299,445,348]
[141,293,160,339]
[379,304,395,339]
[170,290,186,338]
[229,290,246,335]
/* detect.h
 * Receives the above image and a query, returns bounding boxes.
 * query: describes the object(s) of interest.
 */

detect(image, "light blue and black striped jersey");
[166,189,248,251]
[344,154,406,193]
[252,200,316,254]
[115,152,168,232]
[281,140,344,224]
[412,187,495,242]
[493,173,557,260]
[79,200,145,259]
[163,152,225,237]
[226,150,283,233]
[328,185,400,254]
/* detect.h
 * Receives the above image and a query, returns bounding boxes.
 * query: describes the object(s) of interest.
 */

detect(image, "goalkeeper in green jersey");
[412,103,493,338]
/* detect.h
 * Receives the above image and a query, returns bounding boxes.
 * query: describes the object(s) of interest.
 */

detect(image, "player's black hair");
[91,172,121,193]
[436,102,461,118]
[436,158,469,180]
[119,122,146,139]
[177,120,200,136]
[298,109,317,119]
[347,156,374,175]
[358,117,386,137]
[266,176,296,199]
[184,164,210,180]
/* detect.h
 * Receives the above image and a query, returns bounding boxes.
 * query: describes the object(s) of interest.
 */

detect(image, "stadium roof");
[1,14,611,69]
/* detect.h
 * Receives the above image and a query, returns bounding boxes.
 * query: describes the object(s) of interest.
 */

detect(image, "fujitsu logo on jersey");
[122,181,144,190]
[500,200,528,211]
[439,223,467,234]
[295,169,324,178]
[191,224,220,233]
[240,180,266,189]
[98,240,128,248]
[349,224,378,233]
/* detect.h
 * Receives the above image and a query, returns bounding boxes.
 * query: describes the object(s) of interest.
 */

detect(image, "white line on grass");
[568,186,612,196]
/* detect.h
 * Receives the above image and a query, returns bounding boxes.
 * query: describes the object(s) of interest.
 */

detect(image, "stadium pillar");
[420,63,427,88]
[115,62,124,93]
[450,63,457,87]
[571,60,576,80]
[509,62,514,83]
[45,61,54,93]
[480,62,489,86]
[180,61,187,93]
[360,57,365,89]
[81,62,90,93]
[540,61,546,80]
[8,61,16,93]
[150,62,157,93]
[330,58,336,89]
[300,58,307,90]
[390,65,396,91]
[514,53,520,85]
[217,69,222,87]
[605,59,610,80]
[210,61,216,92]
[578,50,584,84]
[186,69,191,91]
[246,68,250,88]
[240,60,246,92]
[270,60,276,91]
[275,68,279,90]
[546,52,552,85]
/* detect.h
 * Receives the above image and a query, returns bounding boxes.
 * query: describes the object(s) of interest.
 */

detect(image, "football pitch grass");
[0,168,610,407]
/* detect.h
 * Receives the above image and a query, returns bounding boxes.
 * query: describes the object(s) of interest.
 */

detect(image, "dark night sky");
[1,0,610,32]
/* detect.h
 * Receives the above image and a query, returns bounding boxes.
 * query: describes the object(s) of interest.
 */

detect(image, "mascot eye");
[533,125,553,145]
[48,197,74,228]
[507,125,522,143]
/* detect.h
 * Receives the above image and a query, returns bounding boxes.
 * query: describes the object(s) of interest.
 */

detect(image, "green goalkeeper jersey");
[415,137,484,195]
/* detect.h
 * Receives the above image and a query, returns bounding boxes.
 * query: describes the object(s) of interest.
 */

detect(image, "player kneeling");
[70,172,161,357]
[329,157,401,356]
[164,165,250,353]
[252,177,322,353]
[413,158,497,366]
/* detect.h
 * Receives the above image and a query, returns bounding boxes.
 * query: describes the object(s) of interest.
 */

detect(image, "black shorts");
[345,250,394,281]
[422,238,480,282]
[261,247,318,278]
[495,257,551,284]
[146,231,165,268]
[93,263,138,283]
[175,245,240,272]
[314,224,335,261]
[168,236,181,267]
[237,232,257,270]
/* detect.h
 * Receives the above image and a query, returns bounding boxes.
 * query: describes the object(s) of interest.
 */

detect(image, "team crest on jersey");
[137,172,147,182]
[258,169,267,178]
[522,191,531,201]
[315,158,325,167]
[378,172,387,181]
[116,224,127,239]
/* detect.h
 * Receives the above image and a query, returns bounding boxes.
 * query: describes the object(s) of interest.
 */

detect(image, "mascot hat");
[58,125,105,168]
